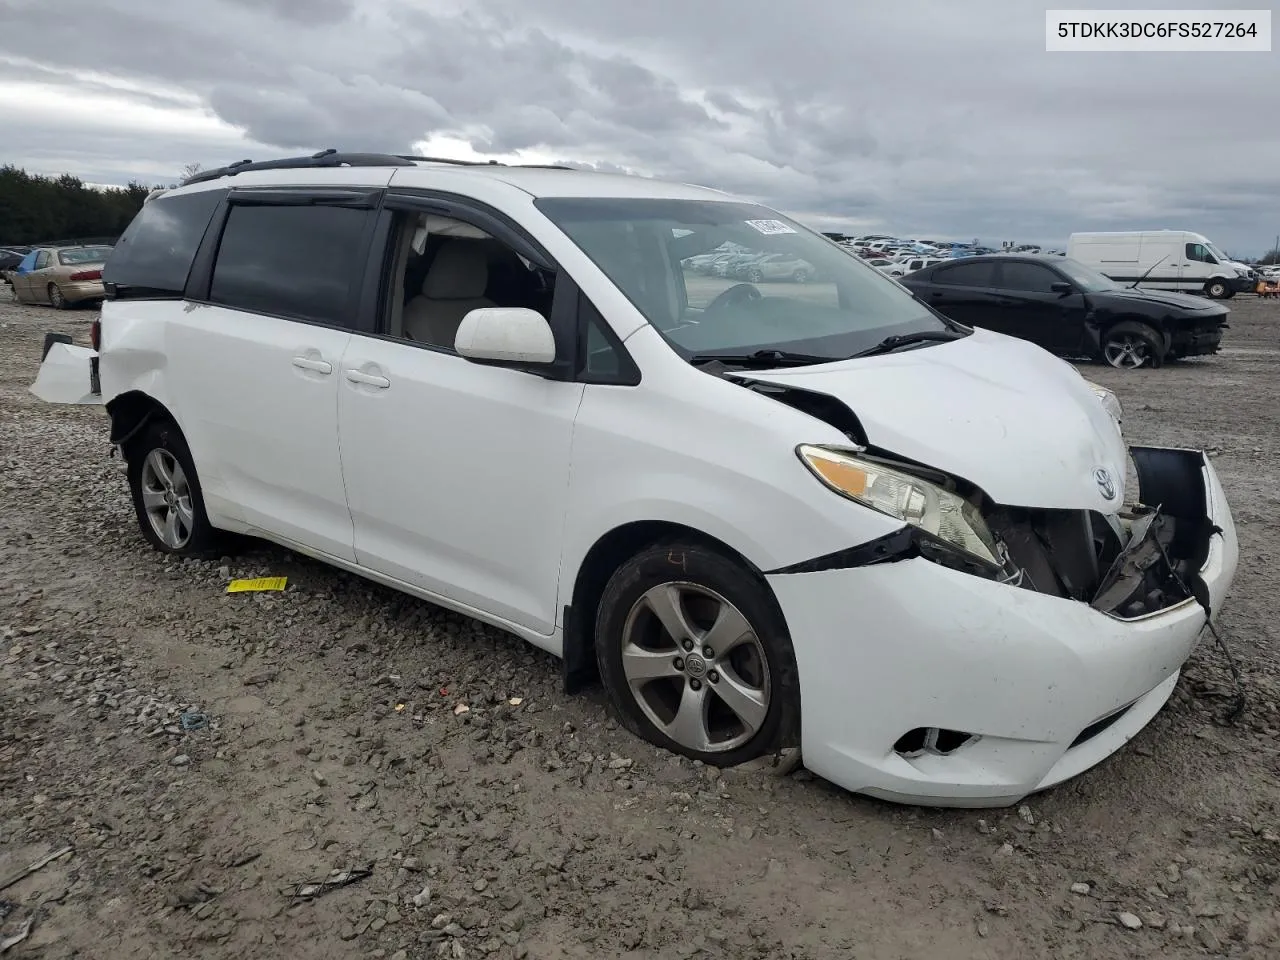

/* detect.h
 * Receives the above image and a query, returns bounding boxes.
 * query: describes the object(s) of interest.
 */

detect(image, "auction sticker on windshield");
[744,219,797,235]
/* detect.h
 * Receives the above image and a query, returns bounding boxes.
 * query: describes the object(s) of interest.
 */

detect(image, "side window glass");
[999,262,1060,293]
[105,189,223,297]
[383,210,555,351]
[34,251,50,269]
[209,204,369,325]
[578,294,639,385]
[933,262,994,286]
[1185,242,1215,264]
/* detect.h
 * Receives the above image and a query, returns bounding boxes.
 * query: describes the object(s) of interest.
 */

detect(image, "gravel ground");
[1,287,1278,960]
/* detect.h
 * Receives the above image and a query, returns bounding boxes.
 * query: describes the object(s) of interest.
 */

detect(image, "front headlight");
[1082,379,1123,424]
[797,445,999,565]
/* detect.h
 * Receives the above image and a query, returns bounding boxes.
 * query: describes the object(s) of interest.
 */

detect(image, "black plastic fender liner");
[41,332,73,361]
[1129,446,1209,523]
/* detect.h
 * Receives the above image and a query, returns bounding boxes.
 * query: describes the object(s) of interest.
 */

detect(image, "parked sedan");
[736,253,820,283]
[11,245,113,308]
[901,255,1229,369]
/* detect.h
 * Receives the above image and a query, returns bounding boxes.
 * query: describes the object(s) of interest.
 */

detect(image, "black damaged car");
[900,254,1228,369]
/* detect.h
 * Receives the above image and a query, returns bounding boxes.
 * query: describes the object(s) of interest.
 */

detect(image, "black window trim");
[185,188,382,334]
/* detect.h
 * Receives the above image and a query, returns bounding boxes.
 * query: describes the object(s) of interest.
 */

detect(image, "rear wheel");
[595,541,800,767]
[792,269,809,283]
[747,268,764,283]
[126,419,220,556]
[48,283,68,309]
[1102,321,1163,370]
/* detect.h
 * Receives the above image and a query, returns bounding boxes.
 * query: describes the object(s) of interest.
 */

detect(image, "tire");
[126,419,221,557]
[792,269,809,283]
[1102,321,1164,370]
[1205,279,1230,299]
[747,269,764,283]
[595,540,800,767]
[48,283,68,309]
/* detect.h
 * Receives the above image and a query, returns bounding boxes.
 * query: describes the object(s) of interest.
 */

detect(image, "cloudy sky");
[2,0,1276,253]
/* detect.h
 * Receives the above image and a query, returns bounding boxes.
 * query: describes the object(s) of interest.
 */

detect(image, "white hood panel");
[744,329,1128,511]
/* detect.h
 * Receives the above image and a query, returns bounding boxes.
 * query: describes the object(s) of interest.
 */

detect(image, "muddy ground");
[1,288,1278,960]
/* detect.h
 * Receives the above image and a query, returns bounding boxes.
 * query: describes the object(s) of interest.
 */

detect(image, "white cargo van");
[1067,230,1252,300]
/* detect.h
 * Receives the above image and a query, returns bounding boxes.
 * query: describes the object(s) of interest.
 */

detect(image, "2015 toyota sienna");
[29,150,1238,807]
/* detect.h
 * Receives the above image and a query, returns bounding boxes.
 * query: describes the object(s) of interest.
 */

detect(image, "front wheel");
[747,269,764,283]
[595,541,800,767]
[48,283,68,309]
[792,269,809,283]
[1102,321,1163,370]
[1205,279,1230,299]
[126,419,221,556]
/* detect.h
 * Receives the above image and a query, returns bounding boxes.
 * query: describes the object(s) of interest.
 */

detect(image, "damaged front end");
[988,446,1218,619]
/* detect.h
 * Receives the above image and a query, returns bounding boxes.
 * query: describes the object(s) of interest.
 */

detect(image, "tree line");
[0,165,161,246]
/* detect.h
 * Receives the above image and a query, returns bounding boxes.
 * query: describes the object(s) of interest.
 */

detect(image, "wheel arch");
[560,519,783,695]
[105,390,179,460]
[1099,314,1171,357]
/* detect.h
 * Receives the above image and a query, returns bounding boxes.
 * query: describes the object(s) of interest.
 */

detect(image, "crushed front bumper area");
[768,446,1237,807]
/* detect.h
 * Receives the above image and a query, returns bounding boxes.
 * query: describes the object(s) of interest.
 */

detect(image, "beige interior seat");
[403,240,495,348]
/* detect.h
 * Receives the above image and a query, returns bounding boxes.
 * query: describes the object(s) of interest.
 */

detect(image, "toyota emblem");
[1094,467,1116,500]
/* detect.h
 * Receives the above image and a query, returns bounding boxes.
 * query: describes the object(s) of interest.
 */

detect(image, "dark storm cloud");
[1,0,1276,251]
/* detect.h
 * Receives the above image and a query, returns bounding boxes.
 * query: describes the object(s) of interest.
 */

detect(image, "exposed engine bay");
[732,375,1217,619]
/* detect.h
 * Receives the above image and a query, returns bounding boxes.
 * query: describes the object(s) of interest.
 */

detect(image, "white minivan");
[30,151,1237,808]
[1067,230,1252,300]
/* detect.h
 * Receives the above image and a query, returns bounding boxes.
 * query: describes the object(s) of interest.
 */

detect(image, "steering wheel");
[704,282,762,313]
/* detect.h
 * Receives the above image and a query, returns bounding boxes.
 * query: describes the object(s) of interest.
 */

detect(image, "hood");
[1097,287,1223,312]
[742,329,1128,512]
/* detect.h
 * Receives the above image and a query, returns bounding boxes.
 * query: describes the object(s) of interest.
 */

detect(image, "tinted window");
[1186,242,1216,264]
[209,204,370,325]
[104,189,223,296]
[932,261,995,286]
[999,262,1062,293]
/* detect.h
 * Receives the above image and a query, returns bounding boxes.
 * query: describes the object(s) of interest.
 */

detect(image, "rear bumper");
[768,447,1237,807]
[61,280,106,303]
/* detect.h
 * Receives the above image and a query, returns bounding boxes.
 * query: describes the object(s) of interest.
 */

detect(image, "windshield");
[58,246,112,265]
[535,197,952,362]
[1204,241,1229,263]
[1055,257,1118,292]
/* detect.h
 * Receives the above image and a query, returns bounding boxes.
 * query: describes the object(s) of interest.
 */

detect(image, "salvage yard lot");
[1,290,1278,959]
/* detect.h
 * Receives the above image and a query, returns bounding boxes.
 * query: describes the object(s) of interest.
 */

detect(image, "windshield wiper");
[690,348,836,368]
[850,329,966,358]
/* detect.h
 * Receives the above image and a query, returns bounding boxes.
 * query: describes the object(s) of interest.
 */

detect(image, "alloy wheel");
[619,582,771,753]
[140,449,195,549]
[1104,335,1151,369]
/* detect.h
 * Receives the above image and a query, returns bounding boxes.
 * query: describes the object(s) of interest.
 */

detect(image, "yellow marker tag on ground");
[227,577,288,593]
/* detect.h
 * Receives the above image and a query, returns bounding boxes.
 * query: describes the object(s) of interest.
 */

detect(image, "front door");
[165,192,380,561]
[336,203,583,635]
[990,260,1087,355]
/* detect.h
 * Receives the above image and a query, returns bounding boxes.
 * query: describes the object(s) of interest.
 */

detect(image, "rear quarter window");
[103,188,224,297]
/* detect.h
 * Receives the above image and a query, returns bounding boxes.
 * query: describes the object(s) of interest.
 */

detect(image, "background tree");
[0,166,160,245]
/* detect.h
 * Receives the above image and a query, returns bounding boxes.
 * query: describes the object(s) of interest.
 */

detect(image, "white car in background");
[30,151,1237,808]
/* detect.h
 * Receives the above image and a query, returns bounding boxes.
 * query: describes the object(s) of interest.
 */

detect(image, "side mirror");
[454,307,557,365]
[1050,281,1073,295]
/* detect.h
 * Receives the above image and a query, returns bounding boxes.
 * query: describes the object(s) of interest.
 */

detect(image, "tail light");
[69,269,103,282]
[90,318,101,351]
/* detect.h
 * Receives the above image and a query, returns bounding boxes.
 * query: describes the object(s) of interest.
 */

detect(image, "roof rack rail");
[181,148,417,185]
[395,154,573,171]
